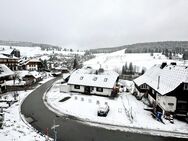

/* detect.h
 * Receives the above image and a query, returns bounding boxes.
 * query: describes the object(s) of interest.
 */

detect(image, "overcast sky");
[0,0,188,49]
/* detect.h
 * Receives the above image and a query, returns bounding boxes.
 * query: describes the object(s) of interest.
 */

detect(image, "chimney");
[157,76,160,89]
[160,62,167,69]
[170,62,176,66]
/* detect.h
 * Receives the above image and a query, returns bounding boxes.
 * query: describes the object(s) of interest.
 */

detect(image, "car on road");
[97,103,110,117]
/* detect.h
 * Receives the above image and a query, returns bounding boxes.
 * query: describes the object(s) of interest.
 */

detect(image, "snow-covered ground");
[0,45,85,57]
[46,81,188,138]
[0,76,54,141]
[84,49,184,72]
[45,49,188,138]
[0,91,47,141]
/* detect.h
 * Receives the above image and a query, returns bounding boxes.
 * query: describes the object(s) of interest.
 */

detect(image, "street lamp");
[51,115,60,141]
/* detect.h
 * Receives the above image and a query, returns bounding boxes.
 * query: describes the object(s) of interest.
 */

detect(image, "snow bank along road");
[21,77,187,141]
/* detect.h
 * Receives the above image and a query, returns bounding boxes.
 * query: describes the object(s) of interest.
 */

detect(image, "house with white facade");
[134,63,188,119]
[67,68,119,97]
[18,58,42,71]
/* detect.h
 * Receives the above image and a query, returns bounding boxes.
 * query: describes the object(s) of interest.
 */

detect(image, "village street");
[21,77,187,141]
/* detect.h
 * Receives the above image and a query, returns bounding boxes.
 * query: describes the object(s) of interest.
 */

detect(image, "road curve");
[21,77,187,141]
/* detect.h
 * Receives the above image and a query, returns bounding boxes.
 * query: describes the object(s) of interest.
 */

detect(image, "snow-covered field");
[84,49,184,72]
[0,77,54,141]
[0,45,85,57]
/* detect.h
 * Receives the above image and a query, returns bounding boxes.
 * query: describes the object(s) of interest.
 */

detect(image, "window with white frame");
[141,84,147,89]
[74,85,80,89]
[96,87,103,92]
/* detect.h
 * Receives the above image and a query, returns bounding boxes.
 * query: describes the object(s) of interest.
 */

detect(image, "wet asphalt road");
[21,77,187,141]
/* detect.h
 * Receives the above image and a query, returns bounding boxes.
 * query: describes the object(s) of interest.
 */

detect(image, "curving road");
[21,77,187,141]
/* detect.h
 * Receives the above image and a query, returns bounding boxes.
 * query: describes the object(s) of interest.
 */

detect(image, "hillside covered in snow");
[84,49,184,73]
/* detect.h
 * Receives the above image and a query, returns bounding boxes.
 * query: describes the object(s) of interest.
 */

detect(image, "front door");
[84,86,90,94]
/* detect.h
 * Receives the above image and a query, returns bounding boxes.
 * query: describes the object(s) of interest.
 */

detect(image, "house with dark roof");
[22,71,42,85]
[134,63,188,118]
[67,68,119,97]
[0,54,18,71]
[0,64,14,93]
[0,48,20,58]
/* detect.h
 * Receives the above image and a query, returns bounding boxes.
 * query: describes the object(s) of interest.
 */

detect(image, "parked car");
[97,103,110,117]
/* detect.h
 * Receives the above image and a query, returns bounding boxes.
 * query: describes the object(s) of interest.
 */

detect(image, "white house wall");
[69,84,112,96]
[26,65,38,71]
[156,95,177,112]
[90,88,112,96]
[70,85,85,93]
[60,85,70,93]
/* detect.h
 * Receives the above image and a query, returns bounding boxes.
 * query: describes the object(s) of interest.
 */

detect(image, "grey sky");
[0,0,188,49]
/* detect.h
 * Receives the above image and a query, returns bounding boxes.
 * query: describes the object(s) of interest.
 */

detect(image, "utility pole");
[51,119,59,141]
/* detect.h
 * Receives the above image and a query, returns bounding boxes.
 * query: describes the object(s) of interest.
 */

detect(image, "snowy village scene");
[0,1,188,141]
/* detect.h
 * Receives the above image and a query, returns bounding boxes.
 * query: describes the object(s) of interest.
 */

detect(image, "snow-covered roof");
[134,64,188,95]
[68,69,119,88]
[15,70,30,78]
[15,70,42,79]
[0,64,14,78]
[18,58,41,66]
[28,58,41,63]
[0,48,14,55]
[0,53,9,59]
[11,55,19,59]
[27,71,42,79]
[0,53,18,60]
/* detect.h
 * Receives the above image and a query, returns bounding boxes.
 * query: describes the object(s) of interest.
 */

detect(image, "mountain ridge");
[0,40,61,50]
[90,41,188,54]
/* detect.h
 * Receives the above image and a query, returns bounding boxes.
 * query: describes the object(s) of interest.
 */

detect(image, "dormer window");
[104,78,108,82]
[80,76,84,80]
[74,85,80,89]
[141,84,147,89]
[93,77,97,81]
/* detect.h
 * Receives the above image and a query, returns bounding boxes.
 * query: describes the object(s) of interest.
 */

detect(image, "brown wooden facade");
[0,57,18,71]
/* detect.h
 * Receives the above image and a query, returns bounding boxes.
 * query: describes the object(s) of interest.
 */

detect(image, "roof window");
[104,78,108,82]
[80,76,84,80]
[93,77,97,81]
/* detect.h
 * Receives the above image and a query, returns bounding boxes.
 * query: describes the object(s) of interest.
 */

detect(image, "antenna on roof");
[157,76,160,89]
